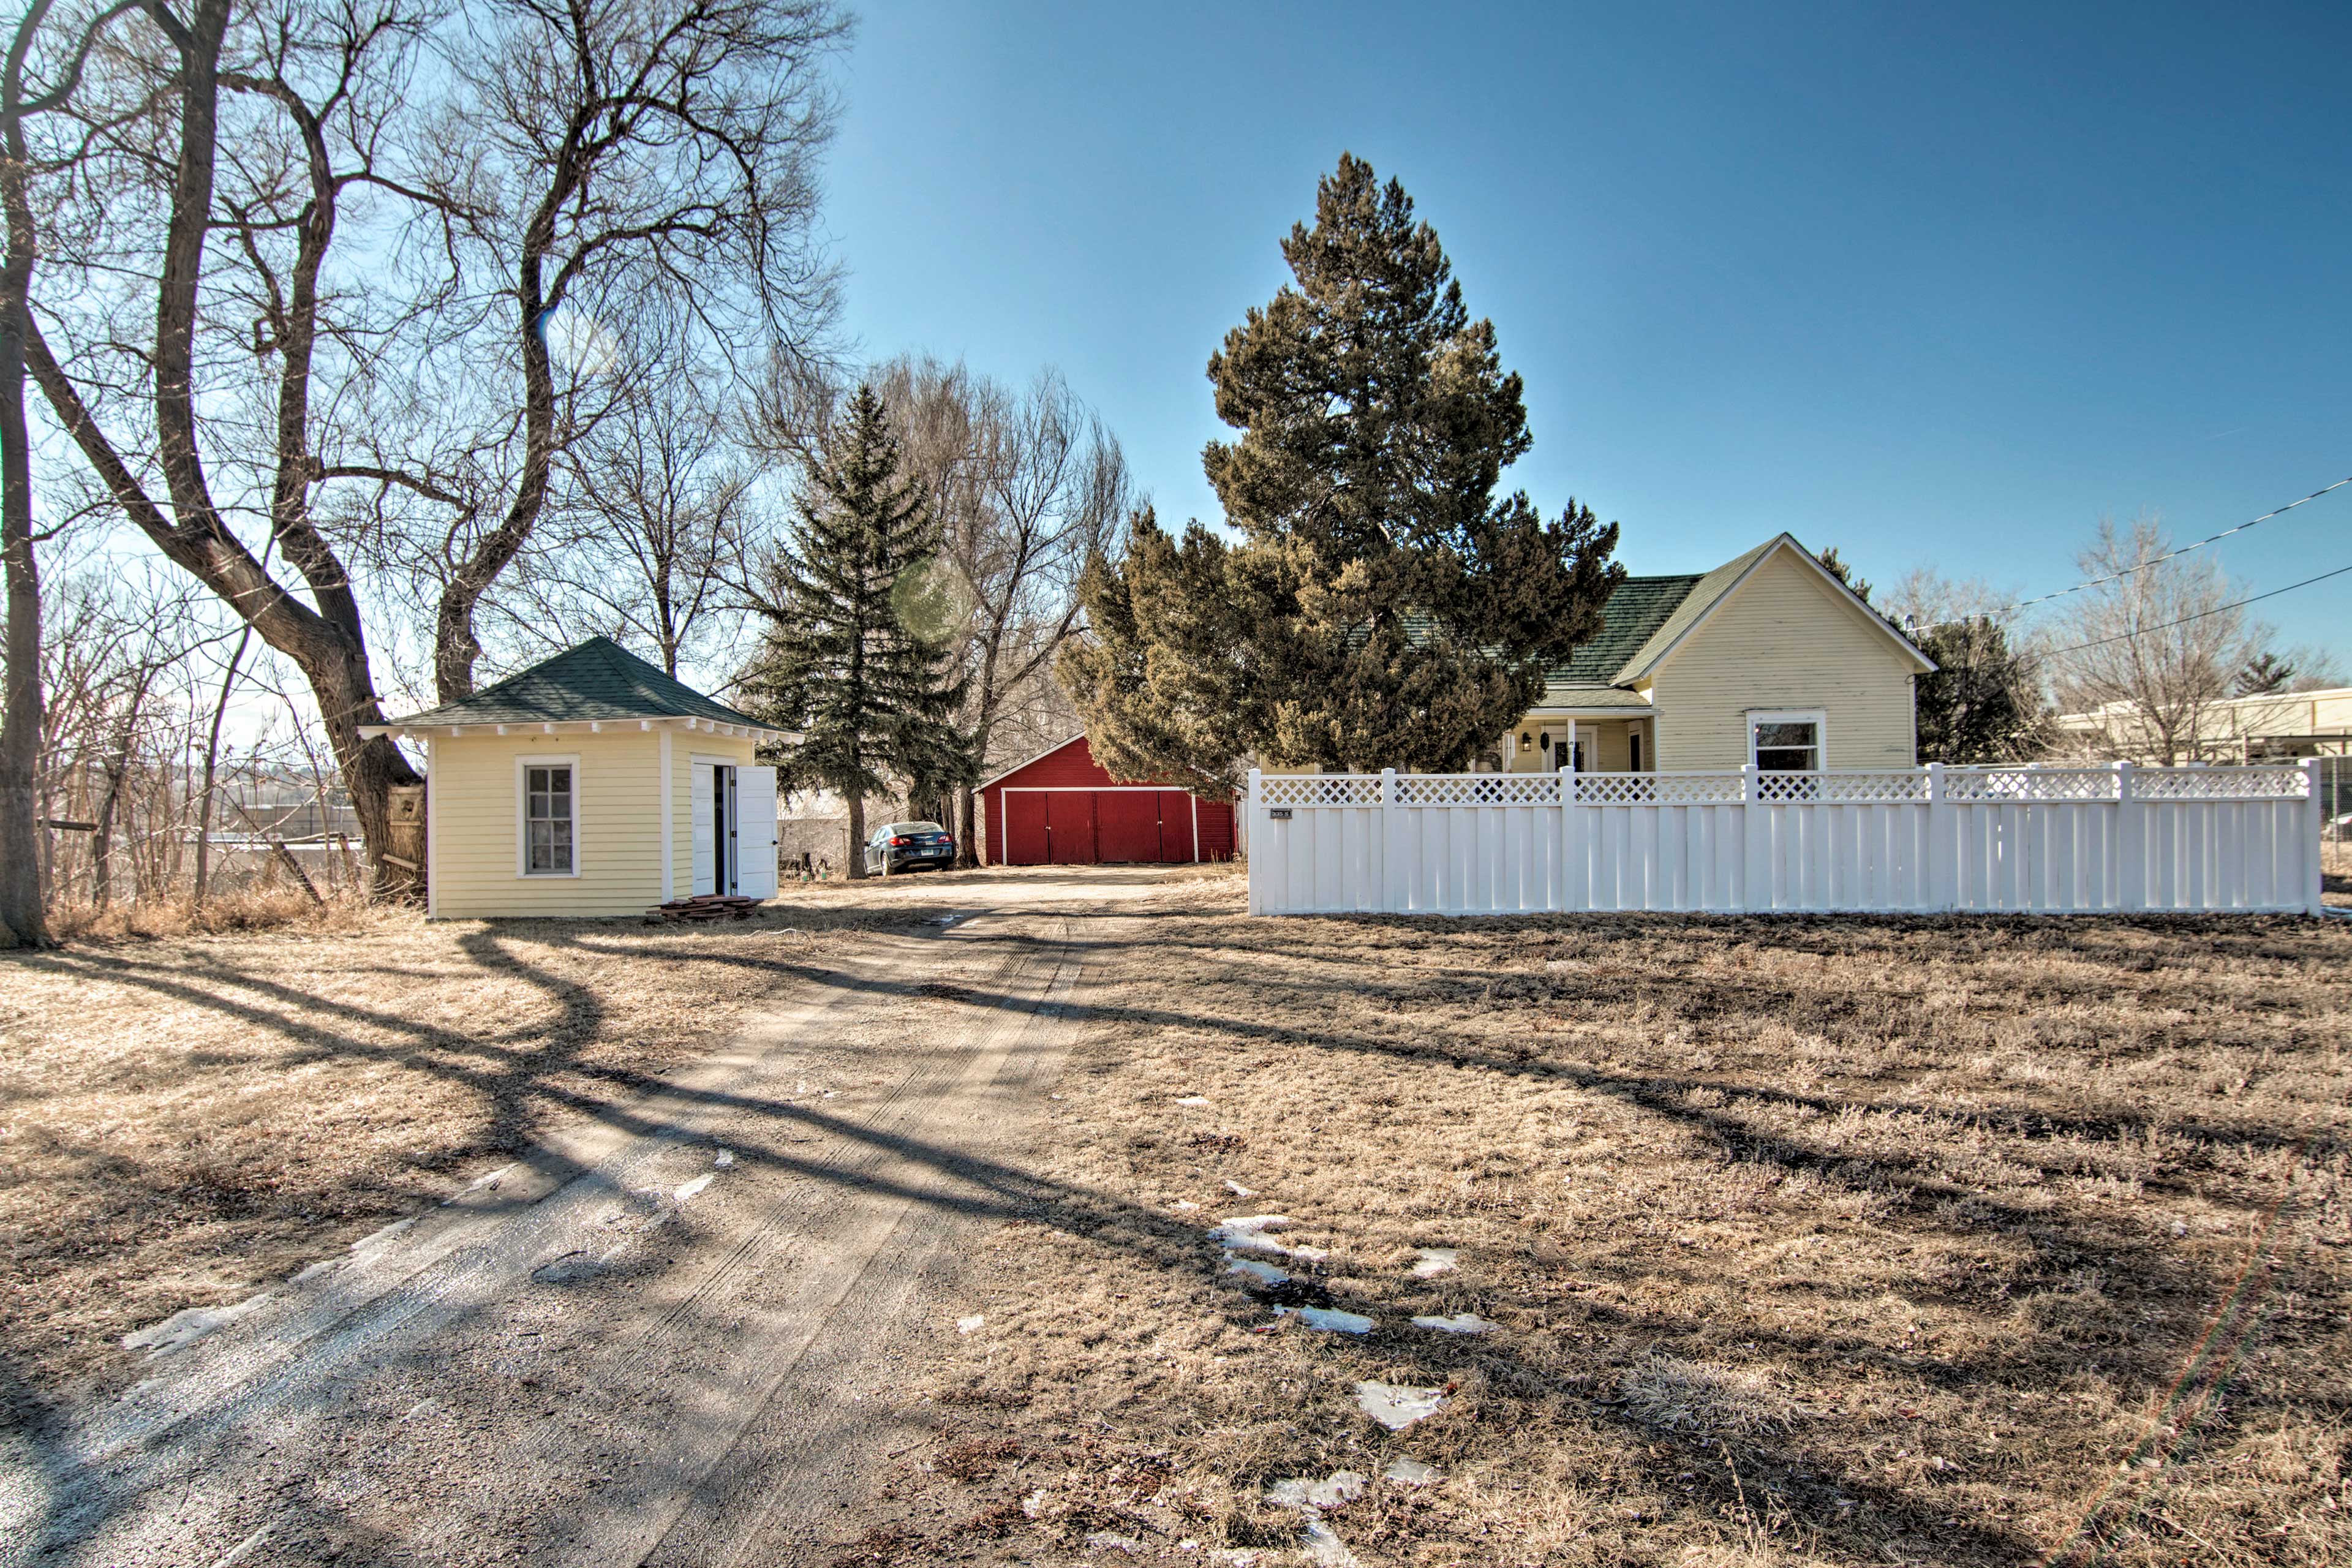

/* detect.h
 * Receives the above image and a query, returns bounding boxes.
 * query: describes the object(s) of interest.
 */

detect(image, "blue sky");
[820,1,2352,662]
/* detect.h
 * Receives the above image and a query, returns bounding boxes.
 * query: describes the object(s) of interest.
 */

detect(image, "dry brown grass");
[39,884,393,944]
[862,891,2352,1566]
[0,895,944,1414]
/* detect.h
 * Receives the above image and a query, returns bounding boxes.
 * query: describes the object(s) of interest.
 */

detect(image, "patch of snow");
[1265,1470,1366,1511]
[123,1295,266,1356]
[1174,1095,1213,1107]
[1208,1215,1292,1256]
[1223,1253,1289,1287]
[1382,1457,1442,1486]
[1286,1243,1330,1264]
[1172,1199,1200,1212]
[400,1396,444,1423]
[1275,1305,1374,1335]
[1411,1312,1494,1335]
[821,1090,837,1099]
[956,1314,985,1335]
[1354,1381,1446,1430]
[1223,1180,1256,1197]
[674,1174,715,1202]
[1301,1518,1361,1567]
[1409,1248,1458,1278]
[713,1149,736,1168]
[1085,1531,1143,1554]
[1020,1488,1048,1519]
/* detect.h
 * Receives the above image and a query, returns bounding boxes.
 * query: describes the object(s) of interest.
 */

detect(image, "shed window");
[1748,711,1825,771]
[524,764,575,874]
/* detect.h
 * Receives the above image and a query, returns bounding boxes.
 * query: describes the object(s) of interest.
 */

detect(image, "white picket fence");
[1246,761,2326,917]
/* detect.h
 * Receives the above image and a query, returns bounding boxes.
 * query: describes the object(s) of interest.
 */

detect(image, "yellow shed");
[361,638,793,919]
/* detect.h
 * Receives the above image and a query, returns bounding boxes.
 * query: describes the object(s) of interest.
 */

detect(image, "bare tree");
[27,0,445,886]
[864,358,1131,863]
[2051,513,2263,764]
[26,0,846,889]
[1,0,143,945]
[420,0,848,700]
[492,345,751,678]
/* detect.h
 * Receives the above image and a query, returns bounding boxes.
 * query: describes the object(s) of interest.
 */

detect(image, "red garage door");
[1096,792,1161,862]
[1156,791,1197,862]
[1045,791,1096,864]
[1004,792,1049,865]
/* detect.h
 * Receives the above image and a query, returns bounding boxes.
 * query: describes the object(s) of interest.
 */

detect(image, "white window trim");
[1746,709,1827,769]
[516,753,583,878]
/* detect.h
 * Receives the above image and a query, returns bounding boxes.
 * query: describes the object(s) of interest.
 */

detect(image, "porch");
[1498,709,1655,774]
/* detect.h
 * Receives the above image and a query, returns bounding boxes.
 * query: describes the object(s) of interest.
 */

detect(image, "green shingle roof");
[1610,537,1780,682]
[1546,573,1706,687]
[383,636,768,729]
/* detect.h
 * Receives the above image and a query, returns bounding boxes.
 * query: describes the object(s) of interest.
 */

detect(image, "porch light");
[1520,731,1532,747]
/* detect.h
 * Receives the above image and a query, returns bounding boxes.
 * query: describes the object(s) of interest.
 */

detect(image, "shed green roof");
[382,636,768,730]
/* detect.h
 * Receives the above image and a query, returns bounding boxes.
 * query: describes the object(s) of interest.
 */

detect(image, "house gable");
[1616,534,1932,684]
[1643,542,1926,769]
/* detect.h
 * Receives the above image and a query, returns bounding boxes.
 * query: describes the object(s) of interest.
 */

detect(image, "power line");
[2037,558,2352,660]
[1912,472,2352,631]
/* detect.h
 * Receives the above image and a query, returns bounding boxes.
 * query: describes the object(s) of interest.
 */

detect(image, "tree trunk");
[957,782,978,869]
[192,623,249,908]
[91,733,129,908]
[845,789,866,880]
[0,0,55,948]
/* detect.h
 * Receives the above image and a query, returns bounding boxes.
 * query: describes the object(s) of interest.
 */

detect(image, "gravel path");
[0,888,1135,1567]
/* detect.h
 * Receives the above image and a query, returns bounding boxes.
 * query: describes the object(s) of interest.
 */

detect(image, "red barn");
[978,735,1236,865]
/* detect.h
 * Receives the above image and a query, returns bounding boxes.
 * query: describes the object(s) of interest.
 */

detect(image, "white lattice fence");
[1246,762,2325,917]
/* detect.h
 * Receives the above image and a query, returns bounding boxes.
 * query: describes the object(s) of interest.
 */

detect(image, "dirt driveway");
[0,865,1218,1567]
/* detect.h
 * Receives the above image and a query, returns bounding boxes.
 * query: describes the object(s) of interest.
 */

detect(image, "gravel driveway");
[0,872,1195,1566]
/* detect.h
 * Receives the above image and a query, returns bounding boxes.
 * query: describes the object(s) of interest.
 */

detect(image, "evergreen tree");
[745,387,970,875]
[1913,617,2052,763]
[2234,650,2295,697]
[1063,154,1622,785]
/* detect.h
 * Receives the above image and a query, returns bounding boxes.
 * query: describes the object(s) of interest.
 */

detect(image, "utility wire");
[1910,473,2352,631]
[2034,559,2352,661]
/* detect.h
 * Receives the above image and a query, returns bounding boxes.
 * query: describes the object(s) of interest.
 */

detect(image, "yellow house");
[361,638,793,919]
[1500,533,1935,775]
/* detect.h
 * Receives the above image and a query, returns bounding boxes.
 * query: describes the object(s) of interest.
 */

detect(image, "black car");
[863,820,957,875]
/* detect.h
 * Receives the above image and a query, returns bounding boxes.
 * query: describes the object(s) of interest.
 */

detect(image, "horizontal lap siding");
[1646,548,1920,769]
[434,730,671,918]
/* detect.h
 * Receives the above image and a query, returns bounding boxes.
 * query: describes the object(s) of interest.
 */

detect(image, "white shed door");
[690,763,715,895]
[736,766,778,899]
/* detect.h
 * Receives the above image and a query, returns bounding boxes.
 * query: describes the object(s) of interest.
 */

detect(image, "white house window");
[522,762,576,875]
[1749,711,1825,771]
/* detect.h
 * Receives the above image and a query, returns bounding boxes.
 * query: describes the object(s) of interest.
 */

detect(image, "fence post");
[2115,761,2143,913]
[1925,761,1950,912]
[1246,767,1263,916]
[1558,763,1579,912]
[1381,767,1401,914]
[2306,757,2327,917]
[1740,763,1762,913]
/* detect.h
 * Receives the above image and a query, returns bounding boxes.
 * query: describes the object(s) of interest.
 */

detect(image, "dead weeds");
[868,895,2351,1566]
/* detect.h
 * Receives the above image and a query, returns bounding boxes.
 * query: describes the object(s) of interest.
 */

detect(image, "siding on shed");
[429,727,754,918]
[1644,546,1920,769]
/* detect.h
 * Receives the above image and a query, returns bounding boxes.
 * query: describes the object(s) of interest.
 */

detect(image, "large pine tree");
[1063,154,1623,786]
[745,387,970,875]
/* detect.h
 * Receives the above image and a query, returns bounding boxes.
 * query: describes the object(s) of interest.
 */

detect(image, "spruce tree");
[1064,154,1623,783]
[745,387,970,875]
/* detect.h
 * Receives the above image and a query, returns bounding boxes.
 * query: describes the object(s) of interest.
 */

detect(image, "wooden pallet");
[646,894,761,923]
